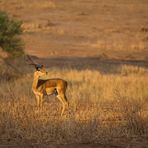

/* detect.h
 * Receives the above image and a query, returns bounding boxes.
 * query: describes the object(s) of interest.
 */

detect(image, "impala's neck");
[32,74,39,91]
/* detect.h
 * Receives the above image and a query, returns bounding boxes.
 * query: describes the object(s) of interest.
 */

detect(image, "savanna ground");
[0,0,148,147]
[0,0,148,59]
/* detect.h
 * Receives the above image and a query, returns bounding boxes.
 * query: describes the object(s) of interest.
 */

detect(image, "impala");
[27,55,69,116]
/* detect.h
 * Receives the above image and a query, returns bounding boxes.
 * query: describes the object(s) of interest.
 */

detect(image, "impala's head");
[34,64,47,78]
[25,54,48,78]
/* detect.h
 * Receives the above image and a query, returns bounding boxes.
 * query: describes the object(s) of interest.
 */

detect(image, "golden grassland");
[0,64,148,147]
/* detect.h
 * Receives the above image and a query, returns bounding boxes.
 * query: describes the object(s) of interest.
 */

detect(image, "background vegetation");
[0,11,23,57]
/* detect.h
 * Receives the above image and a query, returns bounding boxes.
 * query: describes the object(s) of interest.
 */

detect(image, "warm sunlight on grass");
[0,65,147,145]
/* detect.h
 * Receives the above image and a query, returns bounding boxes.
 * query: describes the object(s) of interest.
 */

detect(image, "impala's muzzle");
[35,64,44,71]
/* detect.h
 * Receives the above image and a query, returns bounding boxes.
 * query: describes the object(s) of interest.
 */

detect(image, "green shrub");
[0,11,24,57]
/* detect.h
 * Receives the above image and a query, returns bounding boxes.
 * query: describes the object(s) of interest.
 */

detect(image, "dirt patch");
[0,0,148,60]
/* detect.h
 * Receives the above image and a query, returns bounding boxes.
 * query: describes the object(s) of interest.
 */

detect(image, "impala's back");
[37,78,68,95]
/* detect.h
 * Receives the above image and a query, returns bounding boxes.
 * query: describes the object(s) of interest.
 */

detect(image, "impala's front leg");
[39,94,44,108]
[35,94,40,108]
[34,91,43,108]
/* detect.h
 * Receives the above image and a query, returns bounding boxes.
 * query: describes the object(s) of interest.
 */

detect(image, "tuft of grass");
[119,65,148,76]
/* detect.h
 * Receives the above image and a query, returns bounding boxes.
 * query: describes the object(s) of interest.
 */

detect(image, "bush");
[0,11,24,57]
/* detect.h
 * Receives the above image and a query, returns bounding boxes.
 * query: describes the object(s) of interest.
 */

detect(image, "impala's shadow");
[34,56,148,74]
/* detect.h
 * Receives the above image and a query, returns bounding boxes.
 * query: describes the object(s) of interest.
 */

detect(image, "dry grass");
[0,0,148,146]
[0,64,148,147]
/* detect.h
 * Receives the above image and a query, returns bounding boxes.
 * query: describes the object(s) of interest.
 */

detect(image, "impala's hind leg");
[57,94,65,116]
[64,94,69,108]
[56,89,68,116]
